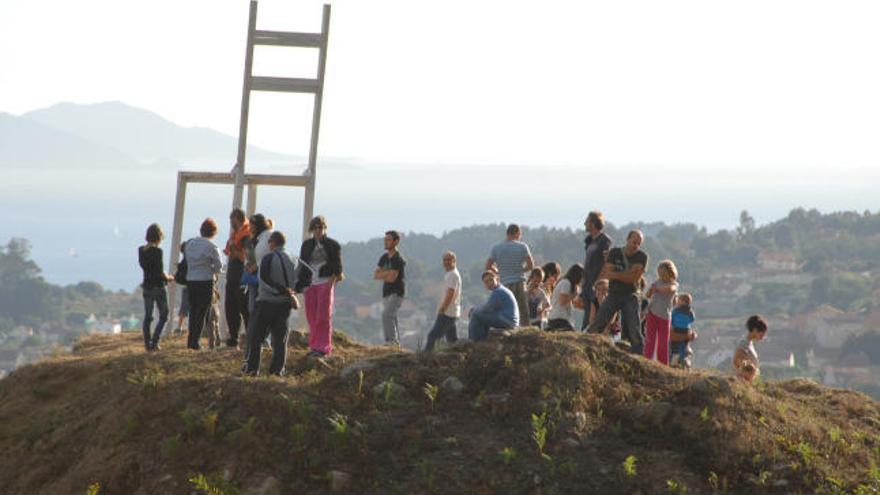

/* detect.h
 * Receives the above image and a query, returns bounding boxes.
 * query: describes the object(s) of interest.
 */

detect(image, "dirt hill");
[0,330,878,494]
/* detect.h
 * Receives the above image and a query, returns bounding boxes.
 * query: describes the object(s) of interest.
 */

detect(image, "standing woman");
[185,218,223,350]
[138,223,173,351]
[546,263,585,331]
[295,216,344,357]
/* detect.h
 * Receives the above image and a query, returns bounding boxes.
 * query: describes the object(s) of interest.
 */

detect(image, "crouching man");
[468,271,519,342]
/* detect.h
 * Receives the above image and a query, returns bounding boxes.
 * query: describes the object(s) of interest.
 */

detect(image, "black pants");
[225,259,249,344]
[579,284,595,330]
[187,281,214,350]
[424,314,458,351]
[245,300,291,375]
[546,318,575,332]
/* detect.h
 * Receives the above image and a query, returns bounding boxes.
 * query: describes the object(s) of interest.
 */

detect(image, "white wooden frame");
[167,2,331,324]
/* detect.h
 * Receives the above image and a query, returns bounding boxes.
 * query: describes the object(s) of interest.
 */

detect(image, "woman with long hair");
[546,263,585,331]
[295,216,344,357]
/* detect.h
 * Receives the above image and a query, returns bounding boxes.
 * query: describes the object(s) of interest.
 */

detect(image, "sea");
[3,163,876,291]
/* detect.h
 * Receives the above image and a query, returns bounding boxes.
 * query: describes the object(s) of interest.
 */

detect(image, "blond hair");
[658,259,678,282]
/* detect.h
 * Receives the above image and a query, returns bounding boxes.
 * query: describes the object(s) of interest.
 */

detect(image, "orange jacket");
[224,221,252,261]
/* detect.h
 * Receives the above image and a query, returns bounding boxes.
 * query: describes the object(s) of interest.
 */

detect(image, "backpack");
[174,242,189,286]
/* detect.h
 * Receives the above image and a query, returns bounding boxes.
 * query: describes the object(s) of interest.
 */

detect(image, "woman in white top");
[733,315,768,382]
[546,263,585,332]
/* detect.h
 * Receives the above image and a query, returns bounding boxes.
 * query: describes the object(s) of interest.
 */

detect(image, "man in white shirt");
[424,251,461,351]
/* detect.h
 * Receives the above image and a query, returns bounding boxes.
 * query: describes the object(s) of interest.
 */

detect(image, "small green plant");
[226,417,257,445]
[279,392,296,414]
[189,472,239,495]
[500,446,517,465]
[85,482,101,495]
[126,366,163,392]
[749,470,771,487]
[419,460,435,492]
[160,434,182,459]
[423,382,439,412]
[328,412,351,452]
[383,378,395,403]
[699,407,710,422]
[829,425,843,444]
[667,479,687,494]
[707,471,719,490]
[796,441,816,466]
[180,406,219,438]
[290,423,307,454]
[531,412,550,460]
[621,455,637,478]
[356,369,365,397]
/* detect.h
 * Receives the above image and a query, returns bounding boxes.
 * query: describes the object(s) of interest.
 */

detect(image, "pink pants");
[644,312,670,365]
[305,281,335,355]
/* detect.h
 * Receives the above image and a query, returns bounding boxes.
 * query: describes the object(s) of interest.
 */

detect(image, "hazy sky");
[2,0,880,171]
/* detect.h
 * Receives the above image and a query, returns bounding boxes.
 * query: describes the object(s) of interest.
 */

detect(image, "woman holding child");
[643,260,679,364]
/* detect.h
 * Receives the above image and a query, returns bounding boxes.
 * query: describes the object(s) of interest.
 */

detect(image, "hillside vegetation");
[0,330,878,494]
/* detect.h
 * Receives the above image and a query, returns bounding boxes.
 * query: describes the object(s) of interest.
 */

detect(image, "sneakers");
[306,350,326,358]
[225,338,239,349]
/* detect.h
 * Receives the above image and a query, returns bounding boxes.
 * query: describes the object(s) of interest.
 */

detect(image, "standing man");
[486,224,534,326]
[424,251,462,351]
[587,230,648,354]
[374,230,406,345]
[580,211,614,330]
[244,231,299,376]
[224,208,251,348]
[468,271,519,342]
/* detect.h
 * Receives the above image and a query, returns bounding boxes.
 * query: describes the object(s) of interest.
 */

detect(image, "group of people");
[137,211,341,376]
[138,209,768,381]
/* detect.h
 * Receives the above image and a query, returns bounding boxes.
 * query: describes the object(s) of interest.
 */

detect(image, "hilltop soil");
[0,330,878,494]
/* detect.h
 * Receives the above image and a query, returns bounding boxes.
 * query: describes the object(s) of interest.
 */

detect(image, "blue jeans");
[424,314,458,351]
[468,311,514,342]
[587,291,643,354]
[142,287,169,349]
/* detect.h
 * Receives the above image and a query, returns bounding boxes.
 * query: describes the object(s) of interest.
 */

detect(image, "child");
[643,260,678,365]
[732,315,768,383]
[670,293,697,368]
[527,267,551,329]
[204,274,222,349]
[589,279,620,337]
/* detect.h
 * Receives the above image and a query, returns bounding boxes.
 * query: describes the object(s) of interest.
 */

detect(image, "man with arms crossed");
[374,230,406,345]
[587,230,648,354]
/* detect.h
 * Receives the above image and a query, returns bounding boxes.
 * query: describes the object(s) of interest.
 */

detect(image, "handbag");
[174,242,188,286]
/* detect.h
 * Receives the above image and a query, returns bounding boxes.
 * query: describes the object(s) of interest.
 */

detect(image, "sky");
[3,0,880,171]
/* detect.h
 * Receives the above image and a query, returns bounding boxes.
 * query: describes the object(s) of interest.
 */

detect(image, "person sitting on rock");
[468,271,519,342]
[732,315,768,382]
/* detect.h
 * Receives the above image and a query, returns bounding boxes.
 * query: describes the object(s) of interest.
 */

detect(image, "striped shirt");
[489,240,532,284]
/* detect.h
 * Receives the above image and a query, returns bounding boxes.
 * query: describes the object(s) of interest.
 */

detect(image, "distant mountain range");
[0,101,298,169]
